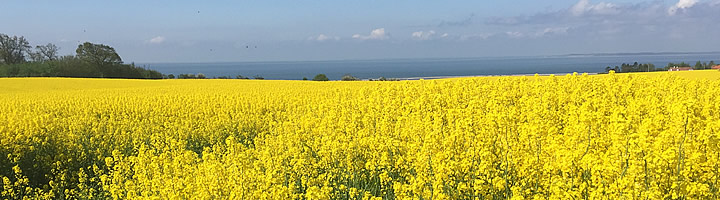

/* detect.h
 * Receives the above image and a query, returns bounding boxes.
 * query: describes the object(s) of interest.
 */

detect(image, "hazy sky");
[2,0,719,63]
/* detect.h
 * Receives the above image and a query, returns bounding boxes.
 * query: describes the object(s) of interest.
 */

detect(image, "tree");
[694,61,704,70]
[253,75,264,80]
[178,74,196,79]
[167,74,175,79]
[302,77,308,80]
[632,62,639,72]
[30,43,59,62]
[710,61,716,68]
[341,73,359,81]
[621,63,631,73]
[236,75,249,79]
[0,33,31,64]
[75,42,122,66]
[312,74,329,81]
[197,73,206,79]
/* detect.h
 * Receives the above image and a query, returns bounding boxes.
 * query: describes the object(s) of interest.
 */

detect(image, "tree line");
[167,73,267,80]
[168,73,399,81]
[605,62,657,73]
[0,33,162,79]
[605,61,717,73]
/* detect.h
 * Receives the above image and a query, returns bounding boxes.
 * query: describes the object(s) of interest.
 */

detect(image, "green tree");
[312,74,329,81]
[0,33,31,64]
[75,42,122,67]
[632,62,639,72]
[167,74,175,79]
[621,63,631,72]
[694,61,703,70]
[197,73,206,79]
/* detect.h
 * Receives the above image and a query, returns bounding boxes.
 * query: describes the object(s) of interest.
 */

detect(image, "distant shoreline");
[561,51,720,57]
[389,73,600,80]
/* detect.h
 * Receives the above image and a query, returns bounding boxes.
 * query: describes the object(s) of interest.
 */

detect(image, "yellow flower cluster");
[1,71,719,199]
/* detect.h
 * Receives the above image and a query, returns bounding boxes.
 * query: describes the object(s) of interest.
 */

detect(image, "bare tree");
[30,43,60,62]
[0,33,31,64]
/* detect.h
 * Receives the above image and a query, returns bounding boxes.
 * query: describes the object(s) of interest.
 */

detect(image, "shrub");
[312,74,329,81]
[341,74,360,81]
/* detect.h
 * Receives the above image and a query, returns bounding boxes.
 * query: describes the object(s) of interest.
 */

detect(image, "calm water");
[142,53,720,80]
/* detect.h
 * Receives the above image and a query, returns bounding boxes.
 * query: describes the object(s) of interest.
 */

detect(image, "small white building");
[668,67,693,71]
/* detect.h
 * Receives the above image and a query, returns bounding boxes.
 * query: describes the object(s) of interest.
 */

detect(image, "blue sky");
[2,0,719,63]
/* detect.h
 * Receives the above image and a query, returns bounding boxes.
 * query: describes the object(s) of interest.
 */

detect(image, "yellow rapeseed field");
[1,70,720,199]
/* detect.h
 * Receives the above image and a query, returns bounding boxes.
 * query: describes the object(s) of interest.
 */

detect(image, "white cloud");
[352,28,389,40]
[486,1,657,26]
[570,0,591,16]
[411,30,436,40]
[570,0,619,16]
[676,0,698,9]
[502,27,571,39]
[460,33,494,40]
[310,34,339,41]
[481,0,720,48]
[441,33,449,38]
[669,0,698,15]
[148,36,166,44]
[537,27,570,36]
[505,31,525,38]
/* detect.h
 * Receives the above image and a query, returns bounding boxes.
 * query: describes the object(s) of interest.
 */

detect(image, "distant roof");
[712,65,720,69]
[668,66,693,71]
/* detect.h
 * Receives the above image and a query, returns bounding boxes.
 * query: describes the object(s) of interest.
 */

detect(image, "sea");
[141,53,720,80]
